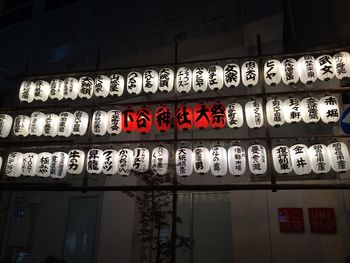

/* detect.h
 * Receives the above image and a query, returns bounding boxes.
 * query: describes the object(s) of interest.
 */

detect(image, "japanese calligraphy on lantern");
[308,144,331,174]
[136,107,152,134]
[245,100,264,129]
[208,65,224,90]
[143,69,158,94]
[102,149,118,175]
[19,81,35,103]
[248,144,267,175]
[283,98,302,123]
[266,98,285,127]
[298,56,317,84]
[117,148,133,176]
[264,59,281,86]
[316,55,334,81]
[92,110,108,136]
[50,79,64,100]
[155,105,171,132]
[272,145,293,174]
[72,111,89,136]
[37,152,52,177]
[58,112,74,137]
[122,108,136,133]
[63,77,79,100]
[176,147,193,177]
[241,61,258,87]
[127,71,142,95]
[301,97,320,123]
[158,68,174,93]
[210,102,226,129]
[133,147,150,172]
[87,149,104,174]
[6,152,23,177]
[318,96,340,123]
[228,146,246,176]
[193,103,210,129]
[107,110,122,135]
[151,146,169,175]
[193,146,211,174]
[333,51,350,79]
[176,105,192,130]
[327,142,350,173]
[192,67,208,93]
[94,75,110,98]
[51,152,68,178]
[109,74,124,97]
[176,67,192,94]
[13,115,30,137]
[43,113,59,137]
[0,114,13,138]
[29,111,46,136]
[22,152,38,176]
[225,102,244,128]
[210,146,227,177]
[68,149,85,175]
[281,58,299,85]
[224,63,240,88]
[34,80,50,101]
[290,144,311,175]
[79,76,94,99]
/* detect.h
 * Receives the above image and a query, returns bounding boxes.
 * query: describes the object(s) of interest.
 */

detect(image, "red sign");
[278,208,305,233]
[308,208,336,233]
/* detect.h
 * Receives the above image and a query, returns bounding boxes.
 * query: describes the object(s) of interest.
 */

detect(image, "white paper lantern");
[283,98,302,123]
[50,79,64,100]
[6,152,23,177]
[227,146,246,176]
[133,147,150,172]
[247,144,267,175]
[143,69,158,94]
[241,61,258,87]
[151,146,169,175]
[272,145,293,174]
[210,146,227,177]
[13,115,30,137]
[86,149,104,174]
[226,102,244,128]
[158,68,174,93]
[333,51,350,79]
[290,144,311,175]
[297,55,317,84]
[316,55,334,81]
[0,114,13,138]
[117,148,133,176]
[79,76,94,99]
[308,144,331,174]
[107,110,122,135]
[94,75,110,98]
[109,74,124,97]
[224,63,240,88]
[34,80,50,101]
[318,96,340,123]
[327,142,350,172]
[29,111,46,136]
[72,111,89,136]
[68,149,85,175]
[264,59,281,86]
[0,156,2,172]
[57,112,74,137]
[192,67,208,93]
[21,152,38,176]
[193,146,211,174]
[63,77,79,100]
[19,81,35,103]
[127,71,142,95]
[37,152,52,177]
[300,97,320,123]
[281,58,299,85]
[208,65,224,90]
[176,147,193,177]
[51,152,69,179]
[245,100,264,129]
[176,67,192,94]
[266,98,285,127]
[43,114,60,137]
[102,149,118,175]
[92,110,108,136]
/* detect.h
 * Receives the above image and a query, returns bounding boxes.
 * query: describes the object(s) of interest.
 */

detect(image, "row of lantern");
[18,51,350,103]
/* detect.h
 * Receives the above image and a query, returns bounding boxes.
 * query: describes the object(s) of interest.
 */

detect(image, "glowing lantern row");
[245,100,264,129]
[264,59,281,86]
[0,114,13,138]
[241,61,259,87]
[247,144,267,175]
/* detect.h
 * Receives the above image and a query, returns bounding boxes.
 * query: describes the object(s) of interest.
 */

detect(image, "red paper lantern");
[136,106,152,134]
[176,105,192,131]
[122,108,136,133]
[155,105,172,132]
[193,103,210,129]
[210,101,226,129]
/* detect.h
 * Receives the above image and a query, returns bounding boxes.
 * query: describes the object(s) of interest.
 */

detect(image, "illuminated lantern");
[247,144,267,175]
[6,152,23,177]
[241,61,258,87]
[21,152,38,176]
[225,102,244,128]
[50,79,64,100]
[266,98,285,127]
[308,144,331,174]
[117,148,133,176]
[209,101,226,129]
[94,75,110,98]
[283,98,302,123]
[192,67,208,93]
[210,146,227,177]
[159,68,174,93]
[328,142,350,172]
[0,114,13,138]
[107,110,122,135]
[19,81,35,103]
[127,71,142,95]
[37,152,52,177]
[92,110,108,136]
[193,146,211,174]
[58,112,74,137]
[109,74,124,97]
[87,149,104,174]
[176,105,192,131]
[34,80,50,101]
[228,146,246,176]
[68,149,85,175]
[272,145,292,174]
[264,59,281,86]
[155,105,171,132]
[176,147,193,177]
[43,114,59,137]
[13,115,30,137]
[63,77,79,100]
[78,76,94,99]
[333,51,350,79]
[51,152,69,178]
[318,96,340,123]
[133,147,150,172]
[136,107,152,134]
[29,111,46,136]
[102,149,118,175]
[316,55,334,81]
[208,65,224,90]
[151,146,169,175]
[297,55,317,84]
[176,67,192,94]
[143,69,158,94]
[290,144,311,175]
[122,108,136,133]
[281,58,299,85]
[300,97,320,123]
[193,103,210,129]
[72,111,89,136]
[0,157,2,172]
[224,63,240,88]
[245,100,264,129]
